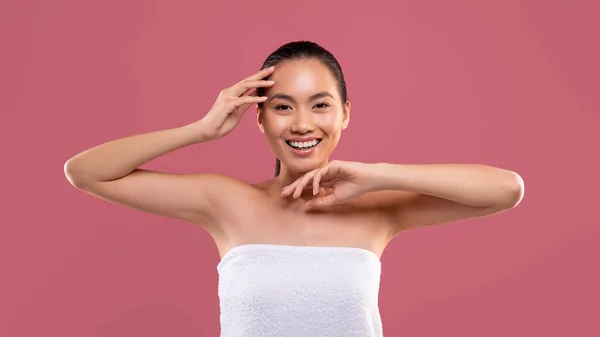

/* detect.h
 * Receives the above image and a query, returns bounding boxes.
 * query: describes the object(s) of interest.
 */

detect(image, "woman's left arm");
[367,163,525,232]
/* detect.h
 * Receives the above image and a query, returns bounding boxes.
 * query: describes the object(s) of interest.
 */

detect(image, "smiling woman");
[254,41,350,178]
[64,40,523,337]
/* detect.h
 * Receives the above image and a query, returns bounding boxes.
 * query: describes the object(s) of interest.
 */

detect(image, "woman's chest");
[216,197,394,259]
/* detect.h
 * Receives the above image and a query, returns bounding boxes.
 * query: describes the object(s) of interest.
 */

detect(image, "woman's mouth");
[285,138,322,156]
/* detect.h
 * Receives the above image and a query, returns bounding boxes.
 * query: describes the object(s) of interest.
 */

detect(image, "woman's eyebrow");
[268,91,334,103]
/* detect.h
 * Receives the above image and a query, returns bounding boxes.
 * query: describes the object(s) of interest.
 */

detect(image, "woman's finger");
[283,178,301,192]
[231,95,268,108]
[293,180,307,199]
[313,172,322,195]
[281,184,295,197]
[281,177,303,197]
[242,66,275,84]
[306,193,338,210]
[293,172,316,199]
[232,79,275,97]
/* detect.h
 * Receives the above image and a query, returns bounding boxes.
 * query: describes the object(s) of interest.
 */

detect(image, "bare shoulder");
[209,174,270,195]
[198,174,270,219]
[198,173,261,205]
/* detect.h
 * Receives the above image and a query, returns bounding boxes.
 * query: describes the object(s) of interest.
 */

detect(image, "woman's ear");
[256,106,264,133]
[342,100,351,130]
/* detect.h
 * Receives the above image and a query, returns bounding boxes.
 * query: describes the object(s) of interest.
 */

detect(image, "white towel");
[217,244,384,337]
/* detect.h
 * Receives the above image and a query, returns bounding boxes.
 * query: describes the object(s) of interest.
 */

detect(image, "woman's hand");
[199,66,275,140]
[280,160,376,210]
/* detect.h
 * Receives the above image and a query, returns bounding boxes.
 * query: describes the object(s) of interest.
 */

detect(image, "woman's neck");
[275,160,329,187]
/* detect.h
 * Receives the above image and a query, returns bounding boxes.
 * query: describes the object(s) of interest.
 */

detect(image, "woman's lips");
[285,139,322,156]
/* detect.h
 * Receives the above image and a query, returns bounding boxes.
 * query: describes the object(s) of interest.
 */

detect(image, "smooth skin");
[64,61,523,259]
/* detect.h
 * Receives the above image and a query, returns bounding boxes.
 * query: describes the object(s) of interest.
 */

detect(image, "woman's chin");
[281,158,327,174]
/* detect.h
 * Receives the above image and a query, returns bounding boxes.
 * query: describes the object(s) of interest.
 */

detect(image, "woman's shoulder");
[204,173,273,196]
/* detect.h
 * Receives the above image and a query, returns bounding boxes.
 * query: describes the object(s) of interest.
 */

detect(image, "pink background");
[2,0,598,336]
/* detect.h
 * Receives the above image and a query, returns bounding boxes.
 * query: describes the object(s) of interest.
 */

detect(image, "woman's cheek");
[316,112,332,125]
[265,114,288,133]
[317,113,341,131]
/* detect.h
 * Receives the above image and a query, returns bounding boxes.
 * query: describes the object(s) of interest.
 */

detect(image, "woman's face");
[257,59,350,174]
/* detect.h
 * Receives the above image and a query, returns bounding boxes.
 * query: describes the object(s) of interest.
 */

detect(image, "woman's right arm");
[64,66,276,229]
[63,121,228,228]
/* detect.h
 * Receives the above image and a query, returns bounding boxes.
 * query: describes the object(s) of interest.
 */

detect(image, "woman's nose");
[290,110,314,133]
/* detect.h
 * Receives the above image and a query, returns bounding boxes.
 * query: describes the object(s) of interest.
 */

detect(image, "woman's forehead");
[268,61,338,98]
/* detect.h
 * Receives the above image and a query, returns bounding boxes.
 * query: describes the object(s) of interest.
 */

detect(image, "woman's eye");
[274,103,328,110]
[274,105,291,110]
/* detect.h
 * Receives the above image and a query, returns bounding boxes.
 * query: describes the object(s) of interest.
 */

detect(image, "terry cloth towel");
[216,243,384,337]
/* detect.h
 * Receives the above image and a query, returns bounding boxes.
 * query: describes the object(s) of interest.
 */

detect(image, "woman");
[64,41,524,336]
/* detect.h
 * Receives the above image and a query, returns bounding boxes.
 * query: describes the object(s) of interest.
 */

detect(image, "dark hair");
[256,41,348,177]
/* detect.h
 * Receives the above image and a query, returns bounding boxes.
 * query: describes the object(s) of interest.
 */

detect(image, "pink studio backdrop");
[1,0,598,336]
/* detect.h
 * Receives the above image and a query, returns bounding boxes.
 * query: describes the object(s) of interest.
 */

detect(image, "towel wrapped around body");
[217,243,384,337]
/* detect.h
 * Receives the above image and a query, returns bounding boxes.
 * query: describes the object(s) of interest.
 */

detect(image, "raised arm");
[64,66,276,229]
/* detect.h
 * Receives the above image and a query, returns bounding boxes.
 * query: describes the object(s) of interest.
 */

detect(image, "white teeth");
[289,139,319,149]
